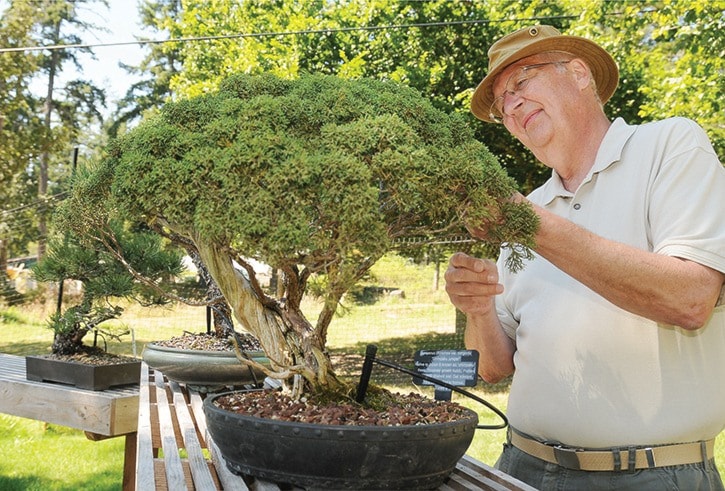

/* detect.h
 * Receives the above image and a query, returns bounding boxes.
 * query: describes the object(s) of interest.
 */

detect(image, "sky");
[0,0,148,114]
[73,0,147,105]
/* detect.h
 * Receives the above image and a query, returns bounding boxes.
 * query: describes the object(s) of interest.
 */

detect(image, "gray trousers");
[496,443,724,491]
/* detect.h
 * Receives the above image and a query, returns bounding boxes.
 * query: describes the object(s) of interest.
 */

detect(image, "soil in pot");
[151,332,262,352]
[204,389,479,489]
[143,332,269,392]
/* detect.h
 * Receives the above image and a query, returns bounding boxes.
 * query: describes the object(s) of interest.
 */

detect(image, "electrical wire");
[0,14,582,54]
[356,345,508,430]
[372,356,509,430]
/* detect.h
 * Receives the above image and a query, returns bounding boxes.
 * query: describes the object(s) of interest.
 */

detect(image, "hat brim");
[471,35,619,123]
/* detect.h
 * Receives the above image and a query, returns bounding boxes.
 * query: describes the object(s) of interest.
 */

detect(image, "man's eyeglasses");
[489,60,572,124]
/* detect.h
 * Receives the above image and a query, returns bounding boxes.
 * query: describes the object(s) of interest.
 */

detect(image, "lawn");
[0,253,722,489]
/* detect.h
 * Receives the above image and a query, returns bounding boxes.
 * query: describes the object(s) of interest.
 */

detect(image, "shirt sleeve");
[646,118,725,275]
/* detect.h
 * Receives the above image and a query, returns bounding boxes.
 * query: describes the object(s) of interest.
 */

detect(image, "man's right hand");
[444,252,503,315]
[445,252,515,382]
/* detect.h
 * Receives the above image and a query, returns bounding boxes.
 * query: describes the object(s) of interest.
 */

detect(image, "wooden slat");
[208,436,251,491]
[153,369,189,490]
[135,363,156,491]
[444,471,512,491]
[169,380,218,490]
[453,455,538,491]
[188,391,208,442]
[153,460,169,488]
[0,354,26,375]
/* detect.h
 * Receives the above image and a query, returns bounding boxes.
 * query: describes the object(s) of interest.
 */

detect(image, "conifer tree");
[62,73,538,397]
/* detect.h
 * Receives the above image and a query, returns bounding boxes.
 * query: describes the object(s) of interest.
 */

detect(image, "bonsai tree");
[59,73,538,397]
[32,219,185,356]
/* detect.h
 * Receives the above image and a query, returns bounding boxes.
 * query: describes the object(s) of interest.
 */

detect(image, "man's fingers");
[448,252,488,273]
[445,253,503,298]
[448,252,498,278]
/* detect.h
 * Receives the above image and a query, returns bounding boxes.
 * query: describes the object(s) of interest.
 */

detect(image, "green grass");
[0,415,124,490]
[1,253,723,488]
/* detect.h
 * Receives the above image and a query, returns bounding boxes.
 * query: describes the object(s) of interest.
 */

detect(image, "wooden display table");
[0,353,139,489]
[135,362,535,490]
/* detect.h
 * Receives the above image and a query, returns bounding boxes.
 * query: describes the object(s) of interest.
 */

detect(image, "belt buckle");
[553,445,582,470]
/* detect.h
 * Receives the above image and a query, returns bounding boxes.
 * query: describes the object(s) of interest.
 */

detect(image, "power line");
[0,15,579,54]
[0,192,68,217]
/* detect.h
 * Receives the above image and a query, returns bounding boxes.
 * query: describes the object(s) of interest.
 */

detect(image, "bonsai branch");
[95,225,219,307]
[232,336,314,382]
[228,248,277,309]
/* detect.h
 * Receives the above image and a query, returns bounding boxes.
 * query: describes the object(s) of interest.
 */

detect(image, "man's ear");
[569,58,594,91]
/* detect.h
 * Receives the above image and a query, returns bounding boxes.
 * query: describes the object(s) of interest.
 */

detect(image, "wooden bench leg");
[122,432,138,491]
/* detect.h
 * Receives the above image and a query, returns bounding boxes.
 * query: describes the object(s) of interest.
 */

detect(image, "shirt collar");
[537,118,636,204]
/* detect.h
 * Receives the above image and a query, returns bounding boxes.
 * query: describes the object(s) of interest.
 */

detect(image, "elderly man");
[445,25,725,490]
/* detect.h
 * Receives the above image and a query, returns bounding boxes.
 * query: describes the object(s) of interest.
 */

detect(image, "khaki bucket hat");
[471,25,619,123]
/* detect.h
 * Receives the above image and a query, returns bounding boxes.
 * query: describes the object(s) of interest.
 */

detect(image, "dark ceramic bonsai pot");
[203,390,479,489]
[25,355,141,391]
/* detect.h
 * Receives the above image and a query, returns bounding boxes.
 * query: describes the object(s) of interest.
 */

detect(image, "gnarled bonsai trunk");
[194,238,343,398]
[50,301,123,356]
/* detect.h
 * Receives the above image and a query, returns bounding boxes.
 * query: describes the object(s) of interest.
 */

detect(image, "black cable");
[371,356,508,430]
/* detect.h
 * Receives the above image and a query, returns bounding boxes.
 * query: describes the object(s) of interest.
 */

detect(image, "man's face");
[492,54,583,158]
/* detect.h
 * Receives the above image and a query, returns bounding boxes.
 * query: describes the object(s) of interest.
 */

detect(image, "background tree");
[0,1,38,187]
[32,0,108,259]
[129,0,722,194]
[109,0,183,137]
[32,216,184,356]
[131,0,570,193]
[0,0,108,269]
[0,0,38,300]
[579,1,724,158]
[60,73,539,398]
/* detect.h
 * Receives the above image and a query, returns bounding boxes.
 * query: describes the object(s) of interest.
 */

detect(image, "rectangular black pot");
[25,355,141,391]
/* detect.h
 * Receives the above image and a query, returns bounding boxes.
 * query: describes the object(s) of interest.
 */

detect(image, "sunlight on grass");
[0,415,124,491]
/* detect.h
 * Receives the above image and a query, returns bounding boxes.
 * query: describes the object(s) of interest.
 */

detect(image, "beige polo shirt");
[496,117,725,448]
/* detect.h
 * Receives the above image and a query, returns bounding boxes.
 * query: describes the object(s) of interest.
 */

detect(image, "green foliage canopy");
[65,73,538,393]
[102,73,537,275]
[135,0,722,191]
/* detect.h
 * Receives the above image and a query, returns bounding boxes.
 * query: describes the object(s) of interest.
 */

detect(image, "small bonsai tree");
[32,219,185,356]
[59,74,538,397]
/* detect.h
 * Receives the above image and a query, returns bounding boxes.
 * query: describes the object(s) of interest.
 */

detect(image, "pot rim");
[203,389,480,432]
[144,342,267,358]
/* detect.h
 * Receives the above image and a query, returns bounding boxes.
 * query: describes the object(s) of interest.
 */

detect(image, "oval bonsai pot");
[203,390,479,489]
[142,343,269,390]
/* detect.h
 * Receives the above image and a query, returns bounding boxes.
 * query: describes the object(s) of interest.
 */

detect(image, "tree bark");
[38,21,62,261]
[193,237,341,398]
